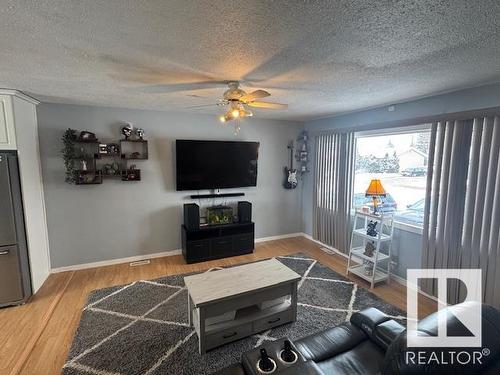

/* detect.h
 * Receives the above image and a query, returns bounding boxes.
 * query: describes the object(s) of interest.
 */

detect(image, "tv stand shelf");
[181,222,254,264]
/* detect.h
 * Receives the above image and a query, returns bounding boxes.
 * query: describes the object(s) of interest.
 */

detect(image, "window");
[353,127,431,227]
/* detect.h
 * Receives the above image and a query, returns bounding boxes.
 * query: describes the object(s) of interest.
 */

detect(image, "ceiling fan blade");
[247,101,288,109]
[185,100,228,109]
[132,81,226,94]
[185,104,220,109]
[239,90,271,103]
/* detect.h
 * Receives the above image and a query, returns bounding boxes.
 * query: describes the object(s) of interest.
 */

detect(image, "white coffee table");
[184,258,301,353]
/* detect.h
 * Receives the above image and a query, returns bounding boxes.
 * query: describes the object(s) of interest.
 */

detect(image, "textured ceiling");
[2,0,500,121]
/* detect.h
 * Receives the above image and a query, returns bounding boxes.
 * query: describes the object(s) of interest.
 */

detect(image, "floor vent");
[320,247,336,255]
[129,259,151,267]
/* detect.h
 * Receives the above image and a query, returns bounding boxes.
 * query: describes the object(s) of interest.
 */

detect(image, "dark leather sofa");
[215,302,500,375]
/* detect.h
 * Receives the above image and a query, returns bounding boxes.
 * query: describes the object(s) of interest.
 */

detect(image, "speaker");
[238,201,252,223]
[183,203,200,230]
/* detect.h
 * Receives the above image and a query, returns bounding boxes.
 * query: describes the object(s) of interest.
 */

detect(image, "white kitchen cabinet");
[0,89,50,292]
[0,95,17,150]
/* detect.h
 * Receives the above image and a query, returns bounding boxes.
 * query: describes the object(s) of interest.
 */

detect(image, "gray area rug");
[62,253,405,375]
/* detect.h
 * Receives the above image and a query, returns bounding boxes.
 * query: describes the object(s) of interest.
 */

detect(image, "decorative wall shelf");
[295,130,310,176]
[75,170,103,185]
[120,139,148,160]
[62,129,148,185]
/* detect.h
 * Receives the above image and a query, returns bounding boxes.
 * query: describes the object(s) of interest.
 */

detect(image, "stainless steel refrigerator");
[0,152,32,307]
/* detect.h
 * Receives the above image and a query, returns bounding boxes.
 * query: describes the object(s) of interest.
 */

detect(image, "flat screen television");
[176,140,260,191]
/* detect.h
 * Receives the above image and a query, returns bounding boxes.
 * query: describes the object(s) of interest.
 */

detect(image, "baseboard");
[51,233,305,273]
[50,249,182,273]
[50,232,439,303]
[301,233,349,259]
[255,232,305,243]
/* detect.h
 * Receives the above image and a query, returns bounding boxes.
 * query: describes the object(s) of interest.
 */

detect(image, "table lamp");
[365,179,386,214]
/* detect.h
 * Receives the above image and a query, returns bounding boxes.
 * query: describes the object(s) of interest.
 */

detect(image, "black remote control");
[259,348,274,372]
[281,340,296,363]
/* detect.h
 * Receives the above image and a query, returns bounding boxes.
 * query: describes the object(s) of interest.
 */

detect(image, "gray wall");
[37,103,304,268]
[306,82,500,132]
[302,82,500,280]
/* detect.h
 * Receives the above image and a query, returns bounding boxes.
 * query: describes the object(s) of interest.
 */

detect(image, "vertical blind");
[313,132,355,253]
[421,116,500,307]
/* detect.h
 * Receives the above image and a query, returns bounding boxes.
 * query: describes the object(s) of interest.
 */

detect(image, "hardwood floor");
[0,236,435,375]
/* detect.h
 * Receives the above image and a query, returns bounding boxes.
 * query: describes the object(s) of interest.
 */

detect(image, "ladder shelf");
[346,211,394,288]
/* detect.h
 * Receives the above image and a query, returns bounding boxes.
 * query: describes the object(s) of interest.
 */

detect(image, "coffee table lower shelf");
[193,302,294,351]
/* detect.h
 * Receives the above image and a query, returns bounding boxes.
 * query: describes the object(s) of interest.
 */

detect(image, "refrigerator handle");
[0,249,10,255]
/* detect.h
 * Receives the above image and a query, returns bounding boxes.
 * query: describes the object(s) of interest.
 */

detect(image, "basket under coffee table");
[184,258,301,354]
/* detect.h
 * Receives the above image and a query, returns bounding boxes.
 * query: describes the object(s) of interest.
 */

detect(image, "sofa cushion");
[316,340,385,375]
[295,322,367,362]
[278,361,324,375]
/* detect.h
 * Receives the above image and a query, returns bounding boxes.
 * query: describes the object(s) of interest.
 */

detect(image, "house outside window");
[353,126,431,229]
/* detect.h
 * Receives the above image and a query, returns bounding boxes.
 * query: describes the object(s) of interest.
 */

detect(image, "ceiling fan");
[189,81,288,123]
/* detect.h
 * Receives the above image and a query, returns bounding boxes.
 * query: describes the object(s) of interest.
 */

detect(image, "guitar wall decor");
[283,141,298,189]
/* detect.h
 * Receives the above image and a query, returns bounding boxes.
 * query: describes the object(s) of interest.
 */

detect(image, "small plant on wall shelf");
[61,128,78,184]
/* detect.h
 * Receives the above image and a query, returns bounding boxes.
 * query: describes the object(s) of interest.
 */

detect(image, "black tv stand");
[181,222,254,264]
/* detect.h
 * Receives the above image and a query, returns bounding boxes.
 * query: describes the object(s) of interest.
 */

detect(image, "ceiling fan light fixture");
[213,82,287,127]
[231,108,240,118]
[239,107,252,117]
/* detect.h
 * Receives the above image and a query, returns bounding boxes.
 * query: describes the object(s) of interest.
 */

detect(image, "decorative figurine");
[135,128,145,140]
[103,164,112,175]
[99,144,108,154]
[122,123,133,140]
[111,162,120,174]
[363,241,375,257]
[103,162,120,175]
[366,220,378,237]
[79,130,97,142]
[107,143,119,154]
[81,160,88,171]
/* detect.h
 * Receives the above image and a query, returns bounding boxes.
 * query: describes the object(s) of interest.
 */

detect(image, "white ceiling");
[2,1,500,121]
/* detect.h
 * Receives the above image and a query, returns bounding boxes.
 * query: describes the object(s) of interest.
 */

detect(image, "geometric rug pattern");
[62,253,405,375]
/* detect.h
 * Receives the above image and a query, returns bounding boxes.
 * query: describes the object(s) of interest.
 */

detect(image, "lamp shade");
[365,179,386,197]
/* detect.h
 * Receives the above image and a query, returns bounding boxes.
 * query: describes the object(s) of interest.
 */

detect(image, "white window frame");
[352,124,431,235]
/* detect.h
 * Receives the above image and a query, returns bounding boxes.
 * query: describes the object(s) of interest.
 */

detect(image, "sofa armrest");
[350,307,390,334]
[295,322,367,362]
[350,308,404,350]
[373,319,405,350]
